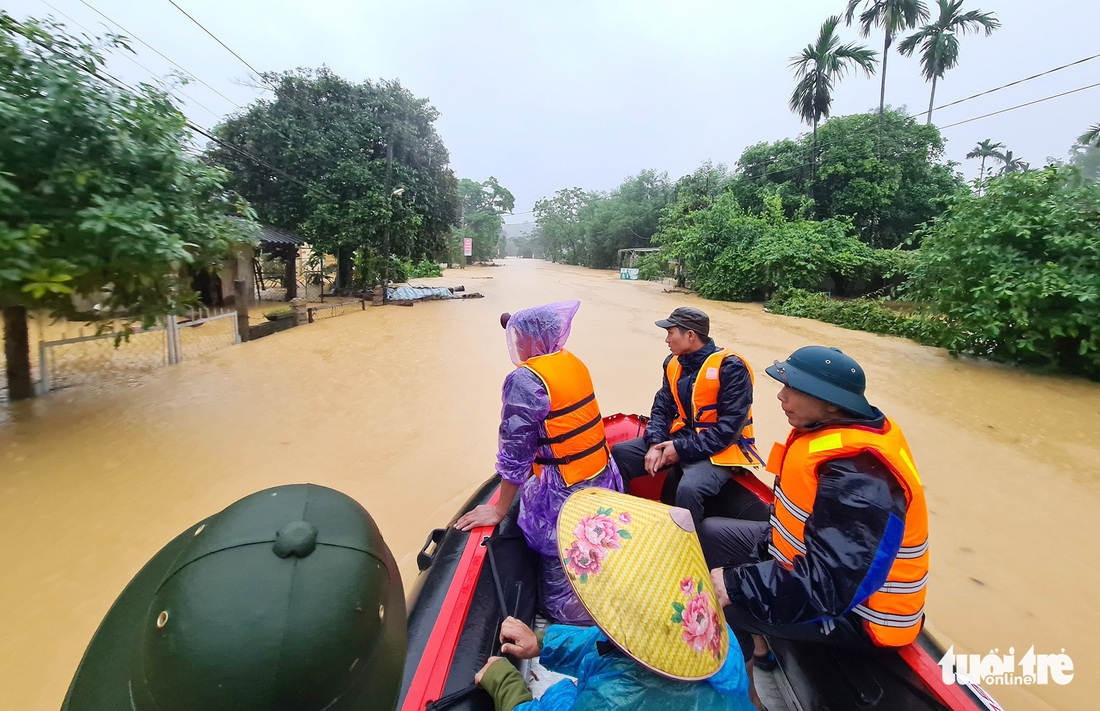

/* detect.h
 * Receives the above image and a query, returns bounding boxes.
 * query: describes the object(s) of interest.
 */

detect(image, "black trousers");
[610,436,769,528]
[699,517,873,662]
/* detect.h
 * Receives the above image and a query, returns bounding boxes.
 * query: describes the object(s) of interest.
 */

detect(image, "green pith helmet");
[765,345,875,419]
[62,484,406,711]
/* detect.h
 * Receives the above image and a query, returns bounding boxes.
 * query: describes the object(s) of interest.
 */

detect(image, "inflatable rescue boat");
[398,414,1005,711]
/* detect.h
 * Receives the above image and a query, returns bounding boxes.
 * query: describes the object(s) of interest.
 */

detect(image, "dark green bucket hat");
[62,484,406,711]
[765,345,875,419]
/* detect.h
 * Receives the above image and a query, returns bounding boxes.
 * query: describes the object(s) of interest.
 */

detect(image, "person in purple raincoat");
[456,300,623,623]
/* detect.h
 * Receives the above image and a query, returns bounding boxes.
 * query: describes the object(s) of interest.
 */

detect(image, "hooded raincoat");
[478,625,754,711]
[499,301,623,623]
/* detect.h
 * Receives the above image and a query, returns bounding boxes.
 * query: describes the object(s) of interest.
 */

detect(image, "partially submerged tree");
[0,13,251,400]
[910,166,1100,377]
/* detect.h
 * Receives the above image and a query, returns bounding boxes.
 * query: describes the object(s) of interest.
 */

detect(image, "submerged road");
[2,258,1098,709]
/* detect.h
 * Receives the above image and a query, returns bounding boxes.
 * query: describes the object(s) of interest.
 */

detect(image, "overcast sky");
[9,0,1099,222]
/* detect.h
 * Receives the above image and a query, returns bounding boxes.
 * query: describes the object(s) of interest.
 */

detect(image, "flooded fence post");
[233,280,250,343]
[37,341,50,395]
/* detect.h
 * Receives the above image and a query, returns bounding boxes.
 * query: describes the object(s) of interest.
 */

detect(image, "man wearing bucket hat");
[474,488,754,711]
[611,306,768,530]
[62,484,407,711]
[456,301,623,624]
[703,347,929,699]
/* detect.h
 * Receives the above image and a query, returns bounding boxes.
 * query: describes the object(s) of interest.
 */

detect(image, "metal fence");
[306,300,366,322]
[37,311,238,394]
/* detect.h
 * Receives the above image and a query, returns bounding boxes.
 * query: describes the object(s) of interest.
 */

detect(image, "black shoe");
[753,650,778,672]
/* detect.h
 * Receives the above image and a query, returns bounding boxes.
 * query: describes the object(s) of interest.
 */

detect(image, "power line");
[38,0,224,122]
[939,81,1100,130]
[165,0,264,80]
[914,52,1100,118]
[78,0,241,107]
[18,22,328,202]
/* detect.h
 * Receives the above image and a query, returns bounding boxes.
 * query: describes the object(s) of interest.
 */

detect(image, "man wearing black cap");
[703,346,929,705]
[611,306,768,529]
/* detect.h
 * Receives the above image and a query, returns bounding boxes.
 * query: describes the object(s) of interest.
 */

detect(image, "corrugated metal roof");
[256,224,305,247]
[230,217,306,248]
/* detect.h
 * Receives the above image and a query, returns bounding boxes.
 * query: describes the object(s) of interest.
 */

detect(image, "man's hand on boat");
[475,656,505,685]
[499,616,540,659]
[644,441,680,476]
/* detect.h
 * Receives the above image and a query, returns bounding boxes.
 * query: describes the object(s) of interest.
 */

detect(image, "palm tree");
[995,149,1028,175]
[965,139,1003,194]
[1080,123,1100,147]
[789,15,878,147]
[845,0,929,115]
[898,0,1000,125]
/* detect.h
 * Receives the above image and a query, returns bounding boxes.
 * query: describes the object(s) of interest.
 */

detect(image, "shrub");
[908,166,1100,378]
[766,288,957,348]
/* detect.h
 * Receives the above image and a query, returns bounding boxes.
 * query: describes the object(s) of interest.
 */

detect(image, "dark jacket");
[723,410,910,627]
[644,340,753,464]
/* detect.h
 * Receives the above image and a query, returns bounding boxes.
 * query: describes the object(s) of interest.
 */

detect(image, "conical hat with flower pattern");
[556,488,728,680]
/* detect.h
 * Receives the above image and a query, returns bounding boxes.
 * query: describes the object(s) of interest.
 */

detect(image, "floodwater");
[2,259,1098,710]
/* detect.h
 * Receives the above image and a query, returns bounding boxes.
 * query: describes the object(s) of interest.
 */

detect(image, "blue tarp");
[386,286,457,301]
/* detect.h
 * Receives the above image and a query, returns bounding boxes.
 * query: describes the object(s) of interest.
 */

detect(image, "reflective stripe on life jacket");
[666,349,764,468]
[764,417,929,647]
[522,350,610,486]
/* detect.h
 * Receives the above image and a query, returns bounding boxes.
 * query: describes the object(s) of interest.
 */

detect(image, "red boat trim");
[898,643,981,709]
[401,487,501,711]
[738,470,775,505]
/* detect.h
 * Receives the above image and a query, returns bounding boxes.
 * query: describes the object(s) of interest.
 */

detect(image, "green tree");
[789,16,878,147]
[1081,124,1100,147]
[909,166,1100,377]
[729,110,963,247]
[580,170,674,268]
[845,0,929,115]
[995,149,1028,175]
[965,139,1004,194]
[534,188,593,265]
[653,192,887,301]
[0,13,251,400]
[208,69,458,289]
[1069,139,1100,182]
[457,176,514,262]
[897,0,1000,125]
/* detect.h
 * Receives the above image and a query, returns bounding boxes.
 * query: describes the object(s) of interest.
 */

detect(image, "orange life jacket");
[522,350,610,486]
[765,417,929,647]
[666,349,764,468]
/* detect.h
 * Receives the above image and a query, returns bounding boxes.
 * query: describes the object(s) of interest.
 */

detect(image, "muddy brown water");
[2,259,1097,710]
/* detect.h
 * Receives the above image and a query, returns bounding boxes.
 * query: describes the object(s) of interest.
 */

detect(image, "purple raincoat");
[498,301,623,624]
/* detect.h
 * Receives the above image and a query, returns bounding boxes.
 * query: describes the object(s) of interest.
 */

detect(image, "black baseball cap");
[62,484,407,711]
[655,307,710,338]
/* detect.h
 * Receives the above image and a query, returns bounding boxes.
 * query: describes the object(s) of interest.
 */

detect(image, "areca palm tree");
[996,149,1028,175]
[789,15,878,147]
[845,0,929,115]
[1080,123,1100,147]
[965,138,1003,194]
[898,0,1000,124]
